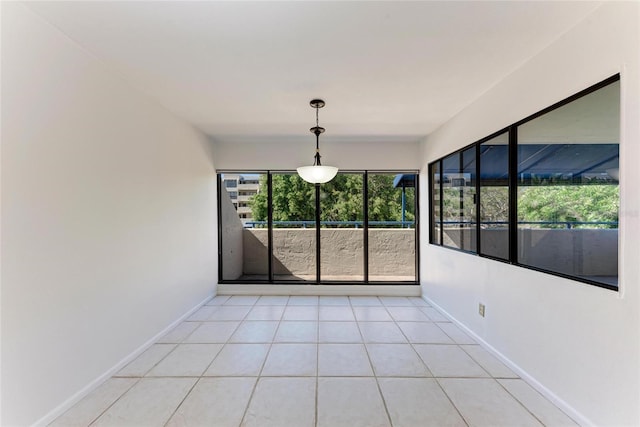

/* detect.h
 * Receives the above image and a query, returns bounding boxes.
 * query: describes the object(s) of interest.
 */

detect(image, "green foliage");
[517,185,619,228]
[249,173,415,224]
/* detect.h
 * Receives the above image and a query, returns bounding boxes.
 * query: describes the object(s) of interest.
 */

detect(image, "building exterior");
[222,174,261,224]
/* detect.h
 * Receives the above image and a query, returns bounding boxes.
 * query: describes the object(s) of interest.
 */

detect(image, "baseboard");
[217,284,421,296]
[421,295,592,427]
[33,293,214,427]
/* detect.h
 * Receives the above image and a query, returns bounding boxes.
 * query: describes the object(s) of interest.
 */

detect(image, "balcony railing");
[244,220,415,229]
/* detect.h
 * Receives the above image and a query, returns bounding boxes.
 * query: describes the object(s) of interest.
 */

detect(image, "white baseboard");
[217,284,421,296]
[33,294,214,427]
[421,295,592,427]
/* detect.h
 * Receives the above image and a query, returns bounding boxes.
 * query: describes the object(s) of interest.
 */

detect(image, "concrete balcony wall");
[442,228,618,276]
[220,191,244,280]
[242,228,415,277]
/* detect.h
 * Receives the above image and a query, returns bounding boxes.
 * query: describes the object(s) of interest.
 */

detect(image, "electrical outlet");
[478,303,486,317]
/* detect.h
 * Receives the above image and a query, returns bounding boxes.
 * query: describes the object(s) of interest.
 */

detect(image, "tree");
[249,173,415,224]
[518,184,618,228]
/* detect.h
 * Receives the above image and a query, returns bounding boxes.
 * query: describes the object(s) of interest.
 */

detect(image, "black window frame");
[217,170,420,285]
[429,74,620,291]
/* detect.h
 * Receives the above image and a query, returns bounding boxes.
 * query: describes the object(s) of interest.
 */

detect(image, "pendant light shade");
[296,165,339,184]
[297,99,338,184]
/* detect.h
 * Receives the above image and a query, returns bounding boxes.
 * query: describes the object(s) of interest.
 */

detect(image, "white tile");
[318,322,362,343]
[224,295,260,305]
[359,322,407,343]
[204,344,270,376]
[439,378,543,426]
[274,321,318,343]
[206,295,230,306]
[349,296,382,306]
[319,306,356,321]
[262,344,317,376]
[420,306,450,322]
[318,344,373,376]
[319,296,350,306]
[282,305,318,321]
[462,345,518,378]
[183,322,240,343]
[92,378,196,427]
[146,344,222,377]
[386,306,431,322]
[245,305,285,321]
[208,306,252,320]
[379,296,414,306]
[50,378,138,427]
[353,306,393,321]
[255,295,289,305]
[287,295,319,305]
[438,322,476,344]
[378,378,466,427]
[317,378,390,427]
[397,322,454,344]
[499,379,578,426]
[366,344,431,377]
[116,344,176,377]
[157,322,199,343]
[187,305,220,321]
[242,377,315,427]
[167,378,256,427]
[229,321,279,343]
[408,296,430,307]
[414,344,488,377]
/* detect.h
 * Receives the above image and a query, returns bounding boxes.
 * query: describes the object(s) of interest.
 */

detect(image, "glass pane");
[320,173,364,281]
[368,173,416,282]
[430,162,442,245]
[461,147,477,252]
[441,150,476,252]
[441,153,461,249]
[480,133,509,259]
[517,80,619,288]
[271,173,317,281]
[220,173,267,280]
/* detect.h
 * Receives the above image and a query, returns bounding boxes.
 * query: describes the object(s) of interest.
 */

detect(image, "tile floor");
[51,295,578,427]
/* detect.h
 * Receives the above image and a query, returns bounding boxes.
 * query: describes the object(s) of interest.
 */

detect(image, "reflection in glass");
[441,149,476,252]
[431,162,442,245]
[517,80,619,287]
[480,133,509,260]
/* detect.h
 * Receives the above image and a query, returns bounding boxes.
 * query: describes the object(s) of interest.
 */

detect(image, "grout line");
[162,377,200,426]
[85,377,141,427]
[433,376,471,427]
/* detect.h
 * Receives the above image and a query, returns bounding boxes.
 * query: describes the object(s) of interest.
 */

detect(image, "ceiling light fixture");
[297,99,338,184]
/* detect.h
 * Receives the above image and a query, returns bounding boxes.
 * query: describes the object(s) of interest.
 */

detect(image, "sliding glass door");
[218,170,418,284]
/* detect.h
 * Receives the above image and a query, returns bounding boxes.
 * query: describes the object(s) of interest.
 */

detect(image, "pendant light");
[297,99,338,184]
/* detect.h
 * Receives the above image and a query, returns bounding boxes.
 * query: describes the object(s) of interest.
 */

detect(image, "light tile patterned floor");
[50,295,578,427]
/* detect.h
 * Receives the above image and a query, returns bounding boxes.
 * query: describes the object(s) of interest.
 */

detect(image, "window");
[228,191,238,199]
[218,171,419,284]
[225,180,237,188]
[430,162,442,245]
[429,75,619,290]
[368,173,417,281]
[479,132,509,260]
[517,80,619,287]
[441,147,476,252]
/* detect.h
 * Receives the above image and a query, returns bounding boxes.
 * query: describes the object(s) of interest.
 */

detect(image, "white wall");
[420,3,639,426]
[1,3,218,425]
[213,139,421,171]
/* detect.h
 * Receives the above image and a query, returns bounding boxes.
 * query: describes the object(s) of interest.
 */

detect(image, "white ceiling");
[25,1,602,145]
